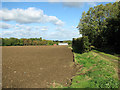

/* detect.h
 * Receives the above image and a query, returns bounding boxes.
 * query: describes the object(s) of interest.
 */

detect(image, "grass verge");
[70,51,119,88]
[93,50,119,61]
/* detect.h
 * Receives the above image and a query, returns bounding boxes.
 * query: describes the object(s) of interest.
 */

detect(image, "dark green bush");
[72,36,91,53]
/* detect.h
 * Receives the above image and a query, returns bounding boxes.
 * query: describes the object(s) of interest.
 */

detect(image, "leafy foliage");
[77,2,120,53]
[72,36,91,53]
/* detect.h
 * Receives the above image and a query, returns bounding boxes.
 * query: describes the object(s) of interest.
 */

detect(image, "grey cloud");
[62,2,84,8]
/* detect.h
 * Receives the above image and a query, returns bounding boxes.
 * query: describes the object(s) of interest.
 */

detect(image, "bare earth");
[2,46,75,88]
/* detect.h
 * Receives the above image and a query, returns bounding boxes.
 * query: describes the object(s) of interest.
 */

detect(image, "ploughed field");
[2,46,74,88]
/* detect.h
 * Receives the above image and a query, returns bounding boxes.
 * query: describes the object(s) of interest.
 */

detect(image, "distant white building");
[58,43,68,46]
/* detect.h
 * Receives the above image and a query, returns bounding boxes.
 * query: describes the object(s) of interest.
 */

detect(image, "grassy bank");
[70,51,119,88]
[93,50,119,61]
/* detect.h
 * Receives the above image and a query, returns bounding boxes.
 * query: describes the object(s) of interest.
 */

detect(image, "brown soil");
[2,46,76,88]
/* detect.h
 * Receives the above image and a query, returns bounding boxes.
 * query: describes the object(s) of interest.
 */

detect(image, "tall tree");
[77,2,120,51]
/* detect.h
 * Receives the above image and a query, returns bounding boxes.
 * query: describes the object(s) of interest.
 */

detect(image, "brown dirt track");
[2,46,75,88]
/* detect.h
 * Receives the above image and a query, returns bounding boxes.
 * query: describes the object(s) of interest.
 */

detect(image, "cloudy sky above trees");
[0,0,116,40]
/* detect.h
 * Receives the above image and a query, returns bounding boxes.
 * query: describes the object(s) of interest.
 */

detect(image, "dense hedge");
[72,36,91,53]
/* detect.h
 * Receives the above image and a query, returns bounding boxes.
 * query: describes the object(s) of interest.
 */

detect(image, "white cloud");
[15,24,33,31]
[40,26,48,31]
[0,22,12,29]
[55,27,65,31]
[1,22,50,37]
[46,27,81,40]
[14,24,48,31]
[0,22,49,31]
[1,24,81,40]
[2,28,44,38]
[0,7,64,26]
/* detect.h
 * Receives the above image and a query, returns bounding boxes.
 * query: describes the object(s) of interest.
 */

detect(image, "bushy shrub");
[72,36,91,53]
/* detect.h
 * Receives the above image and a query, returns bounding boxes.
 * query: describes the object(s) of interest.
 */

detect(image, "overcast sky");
[0,1,115,40]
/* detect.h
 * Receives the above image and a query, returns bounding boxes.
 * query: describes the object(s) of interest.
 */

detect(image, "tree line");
[1,37,72,46]
[73,2,120,53]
